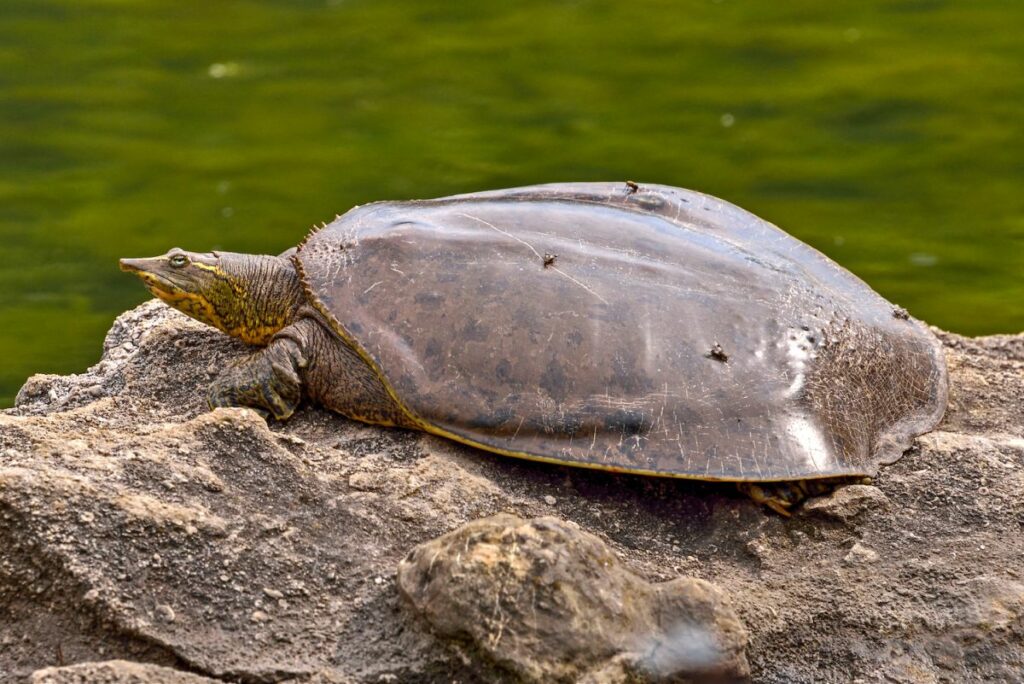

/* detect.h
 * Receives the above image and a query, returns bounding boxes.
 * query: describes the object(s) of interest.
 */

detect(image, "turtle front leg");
[209,334,308,420]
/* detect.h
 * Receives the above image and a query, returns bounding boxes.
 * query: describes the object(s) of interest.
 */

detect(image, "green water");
[2,0,1022,406]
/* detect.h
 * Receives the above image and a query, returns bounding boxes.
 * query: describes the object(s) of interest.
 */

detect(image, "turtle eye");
[169,254,189,268]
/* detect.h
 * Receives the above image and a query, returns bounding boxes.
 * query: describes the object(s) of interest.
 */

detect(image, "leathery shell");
[296,183,948,482]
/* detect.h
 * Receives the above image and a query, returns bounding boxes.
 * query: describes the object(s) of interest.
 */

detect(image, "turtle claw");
[737,482,799,516]
[763,498,794,518]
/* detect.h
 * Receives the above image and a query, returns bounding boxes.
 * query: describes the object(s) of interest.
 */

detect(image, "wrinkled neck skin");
[120,250,306,346]
[213,254,306,345]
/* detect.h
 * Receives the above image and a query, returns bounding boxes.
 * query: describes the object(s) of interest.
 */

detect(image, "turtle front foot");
[737,479,859,516]
[208,338,306,420]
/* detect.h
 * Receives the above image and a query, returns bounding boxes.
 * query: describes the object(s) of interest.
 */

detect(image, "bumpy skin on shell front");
[295,182,948,482]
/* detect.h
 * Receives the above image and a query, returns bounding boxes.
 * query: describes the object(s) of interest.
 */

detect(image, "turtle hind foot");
[208,337,306,420]
[737,477,870,516]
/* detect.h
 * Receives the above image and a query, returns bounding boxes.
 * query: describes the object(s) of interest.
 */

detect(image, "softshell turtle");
[120,182,948,514]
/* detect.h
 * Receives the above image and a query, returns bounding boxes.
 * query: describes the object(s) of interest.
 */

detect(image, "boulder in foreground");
[398,514,749,682]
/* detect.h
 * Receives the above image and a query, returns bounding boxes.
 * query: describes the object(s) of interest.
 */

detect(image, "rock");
[804,484,891,521]
[397,514,749,683]
[29,660,220,683]
[843,542,880,565]
[1,301,1023,683]
[155,603,176,623]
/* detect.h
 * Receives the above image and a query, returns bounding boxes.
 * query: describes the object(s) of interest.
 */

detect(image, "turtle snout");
[119,258,149,273]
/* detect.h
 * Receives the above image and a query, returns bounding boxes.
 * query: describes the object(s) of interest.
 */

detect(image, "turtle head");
[120,248,304,345]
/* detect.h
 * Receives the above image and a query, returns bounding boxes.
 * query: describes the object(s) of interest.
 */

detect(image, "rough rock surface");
[30,660,220,683]
[397,514,749,682]
[1,301,1022,683]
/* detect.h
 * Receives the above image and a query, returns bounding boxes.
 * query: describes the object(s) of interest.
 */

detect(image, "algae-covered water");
[1,0,1022,406]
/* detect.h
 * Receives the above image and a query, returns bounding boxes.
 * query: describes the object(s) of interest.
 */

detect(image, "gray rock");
[842,542,880,565]
[397,514,749,683]
[1,302,1023,683]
